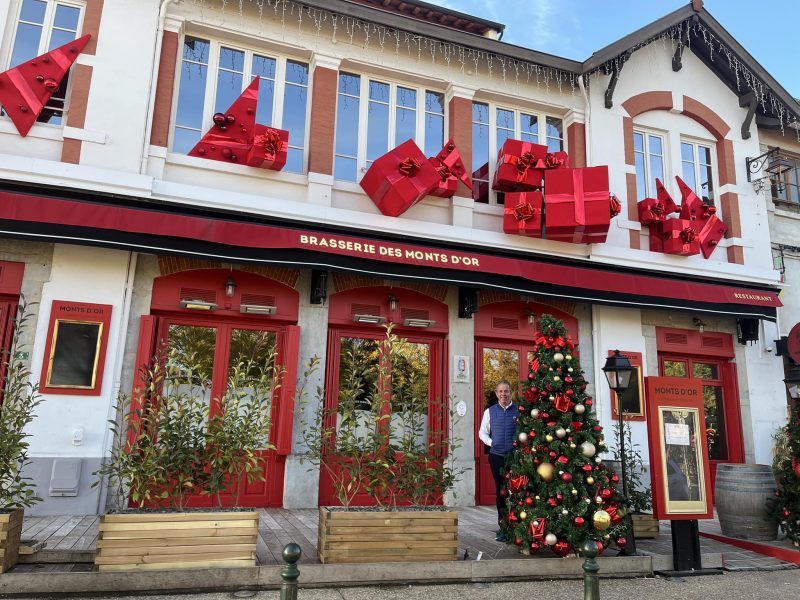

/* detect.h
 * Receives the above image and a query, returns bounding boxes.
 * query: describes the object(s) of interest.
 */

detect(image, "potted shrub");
[0,300,43,574]
[299,327,463,564]
[610,421,658,539]
[93,348,280,572]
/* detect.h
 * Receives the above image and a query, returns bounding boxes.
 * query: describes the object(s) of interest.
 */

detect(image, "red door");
[659,355,744,496]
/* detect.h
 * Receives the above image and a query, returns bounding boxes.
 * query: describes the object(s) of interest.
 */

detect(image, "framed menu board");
[40,301,112,395]
[645,376,713,520]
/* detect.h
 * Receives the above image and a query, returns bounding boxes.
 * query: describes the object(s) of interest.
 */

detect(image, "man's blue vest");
[488,402,516,456]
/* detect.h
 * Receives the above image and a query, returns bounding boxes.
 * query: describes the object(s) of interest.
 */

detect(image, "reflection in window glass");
[336,337,381,439]
[521,113,538,144]
[281,60,309,173]
[703,384,727,460]
[633,131,664,200]
[472,102,490,203]
[663,360,687,377]
[483,347,519,407]
[252,55,276,127]
[395,86,417,148]
[215,47,245,115]
[390,342,430,446]
[424,91,444,157]
[227,329,276,431]
[546,116,563,152]
[166,324,216,414]
[366,81,390,167]
[174,37,210,154]
[334,73,360,181]
[681,141,715,205]
[693,363,719,380]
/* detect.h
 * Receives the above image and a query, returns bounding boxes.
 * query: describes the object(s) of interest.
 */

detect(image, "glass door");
[661,355,743,495]
[475,341,535,505]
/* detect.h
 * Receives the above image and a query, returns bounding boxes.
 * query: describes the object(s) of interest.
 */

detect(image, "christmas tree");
[499,315,629,556]
[768,391,800,545]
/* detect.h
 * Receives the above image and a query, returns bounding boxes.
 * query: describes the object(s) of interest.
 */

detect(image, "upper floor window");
[334,72,445,182]
[771,153,800,205]
[1,0,82,126]
[633,130,665,201]
[472,101,564,204]
[681,140,715,205]
[173,35,309,174]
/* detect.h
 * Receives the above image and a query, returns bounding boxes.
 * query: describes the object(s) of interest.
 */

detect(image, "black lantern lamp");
[746,147,794,193]
[785,364,800,400]
[602,350,636,555]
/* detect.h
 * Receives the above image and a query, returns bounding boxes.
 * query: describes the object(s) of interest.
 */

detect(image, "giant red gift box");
[246,124,289,170]
[492,139,548,192]
[638,198,668,225]
[655,178,680,215]
[503,192,543,237]
[698,214,727,259]
[676,175,709,222]
[359,139,440,217]
[428,140,472,198]
[0,34,91,137]
[659,219,701,256]
[544,166,611,244]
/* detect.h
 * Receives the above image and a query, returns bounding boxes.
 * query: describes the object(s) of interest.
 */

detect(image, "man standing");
[478,379,516,541]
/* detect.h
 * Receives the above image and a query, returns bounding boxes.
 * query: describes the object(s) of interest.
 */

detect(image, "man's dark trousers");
[489,452,508,526]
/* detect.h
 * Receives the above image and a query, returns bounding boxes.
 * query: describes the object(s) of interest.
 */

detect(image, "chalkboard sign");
[46,320,103,388]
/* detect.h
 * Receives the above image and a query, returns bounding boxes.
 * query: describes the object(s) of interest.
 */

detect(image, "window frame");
[2,0,84,127]
[633,128,666,201]
[171,33,311,173]
[471,100,565,205]
[680,137,718,207]
[770,150,800,205]
[333,71,446,183]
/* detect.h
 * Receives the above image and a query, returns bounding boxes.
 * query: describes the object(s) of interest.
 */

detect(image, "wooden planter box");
[318,507,458,564]
[94,511,259,572]
[1,508,24,574]
[632,513,660,539]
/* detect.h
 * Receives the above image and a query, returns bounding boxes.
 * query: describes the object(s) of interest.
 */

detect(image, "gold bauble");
[586,476,595,485]
[593,510,611,531]
[519,511,527,520]
[565,354,573,361]
[546,434,554,443]
[549,367,554,371]
[569,443,576,449]
[553,352,565,362]
[536,462,555,482]
[553,375,561,382]
[571,489,578,495]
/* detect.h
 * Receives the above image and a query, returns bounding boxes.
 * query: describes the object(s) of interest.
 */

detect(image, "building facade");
[0,0,795,515]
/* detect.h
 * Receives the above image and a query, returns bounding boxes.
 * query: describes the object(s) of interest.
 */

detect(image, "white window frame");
[2,0,84,125]
[171,34,310,173]
[680,137,718,207]
[471,100,565,206]
[333,72,446,182]
[633,128,666,201]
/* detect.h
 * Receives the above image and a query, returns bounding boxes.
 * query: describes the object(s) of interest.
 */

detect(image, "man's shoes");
[495,532,508,542]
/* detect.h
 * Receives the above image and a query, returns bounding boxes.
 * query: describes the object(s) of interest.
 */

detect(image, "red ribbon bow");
[545,152,564,169]
[530,517,548,541]
[509,474,529,492]
[398,157,421,177]
[680,227,697,243]
[255,129,284,156]
[433,162,451,182]
[610,194,622,218]
[552,393,573,413]
[513,201,535,222]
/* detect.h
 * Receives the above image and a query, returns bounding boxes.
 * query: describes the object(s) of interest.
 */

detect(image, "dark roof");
[345,0,504,38]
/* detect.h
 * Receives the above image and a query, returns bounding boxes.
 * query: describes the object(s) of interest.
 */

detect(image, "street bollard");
[280,542,302,600]
[581,539,600,600]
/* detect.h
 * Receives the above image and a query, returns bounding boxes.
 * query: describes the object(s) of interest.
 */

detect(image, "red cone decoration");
[0,34,91,136]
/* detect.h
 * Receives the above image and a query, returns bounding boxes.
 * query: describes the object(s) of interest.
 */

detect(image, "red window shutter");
[127,315,160,448]
[274,324,301,455]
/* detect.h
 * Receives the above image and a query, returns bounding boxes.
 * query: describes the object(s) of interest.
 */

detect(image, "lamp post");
[602,350,636,555]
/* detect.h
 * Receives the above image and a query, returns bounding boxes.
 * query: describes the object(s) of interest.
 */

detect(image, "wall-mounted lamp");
[388,294,398,312]
[746,147,793,193]
[692,317,707,335]
[224,276,237,298]
[525,309,536,325]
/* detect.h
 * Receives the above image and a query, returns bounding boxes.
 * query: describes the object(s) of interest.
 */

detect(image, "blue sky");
[441,0,799,98]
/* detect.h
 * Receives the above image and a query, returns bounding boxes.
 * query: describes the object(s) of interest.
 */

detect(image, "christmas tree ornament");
[531,408,540,417]
[515,538,523,546]
[595,496,603,504]
[545,533,557,545]
[553,375,561,382]
[565,354,573,361]
[553,352,565,362]
[546,434,554,443]
[586,476,595,485]
[536,462,555,482]
[561,509,568,515]
[525,497,534,506]
[518,432,528,443]
[567,367,574,373]
[556,428,566,438]
[593,510,612,531]
[574,404,586,414]
[561,472,573,483]
[580,442,596,457]
[572,489,578,495]
[552,541,571,557]
[616,536,627,548]
[569,443,577,449]
[519,511,528,520]
[595,457,603,464]
[574,516,585,527]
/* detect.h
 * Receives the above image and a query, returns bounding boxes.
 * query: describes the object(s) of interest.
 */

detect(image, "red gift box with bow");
[544,166,611,244]
[638,198,668,225]
[246,124,289,170]
[659,219,701,256]
[698,213,727,258]
[492,139,548,192]
[359,139,440,217]
[503,191,543,237]
[676,175,713,223]
[428,140,472,198]
[655,178,680,215]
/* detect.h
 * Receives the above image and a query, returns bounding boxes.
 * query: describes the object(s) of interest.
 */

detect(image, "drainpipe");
[140,0,177,175]
[578,73,592,167]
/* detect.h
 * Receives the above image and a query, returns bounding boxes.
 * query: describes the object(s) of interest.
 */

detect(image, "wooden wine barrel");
[714,463,777,541]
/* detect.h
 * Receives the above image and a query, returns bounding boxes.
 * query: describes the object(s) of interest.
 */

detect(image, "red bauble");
[547,421,557,427]
[533,458,540,465]
[212,112,227,126]
[564,376,573,383]
[552,541,571,557]
[601,489,613,499]
[592,425,602,432]
[518,404,526,412]
[571,421,583,431]
[556,493,564,501]
[500,488,508,497]
[508,512,518,523]
[557,455,569,464]
[566,389,574,396]
[611,474,620,483]
[530,387,538,394]
[585,399,593,406]
[528,372,535,380]
[574,516,585,528]
[794,464,800,478]
[514,538,523,546]
[518,501,523,506]
[561,472,573,483]
[513,441,518,447]
[540,391,548,397]
[547,498,558,507]
[595,541,604,555]
[542,412,550,419]
[582,464,593,473]
[531,542,540,551]
[616,537,627,548]
[549,451,557,459]
[783,509,792,518]
[525,497,534,506]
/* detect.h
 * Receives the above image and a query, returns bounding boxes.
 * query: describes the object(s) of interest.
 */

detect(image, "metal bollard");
[280,543,302,600]
[581,539,600,600]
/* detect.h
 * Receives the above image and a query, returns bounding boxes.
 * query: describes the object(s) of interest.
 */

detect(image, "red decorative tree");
[500,314,628,555]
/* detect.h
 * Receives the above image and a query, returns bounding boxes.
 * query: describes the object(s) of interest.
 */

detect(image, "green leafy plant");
[0,299,44,509]
[610,421,653,514]
[298,326,463,509]
[95,347,278,511]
